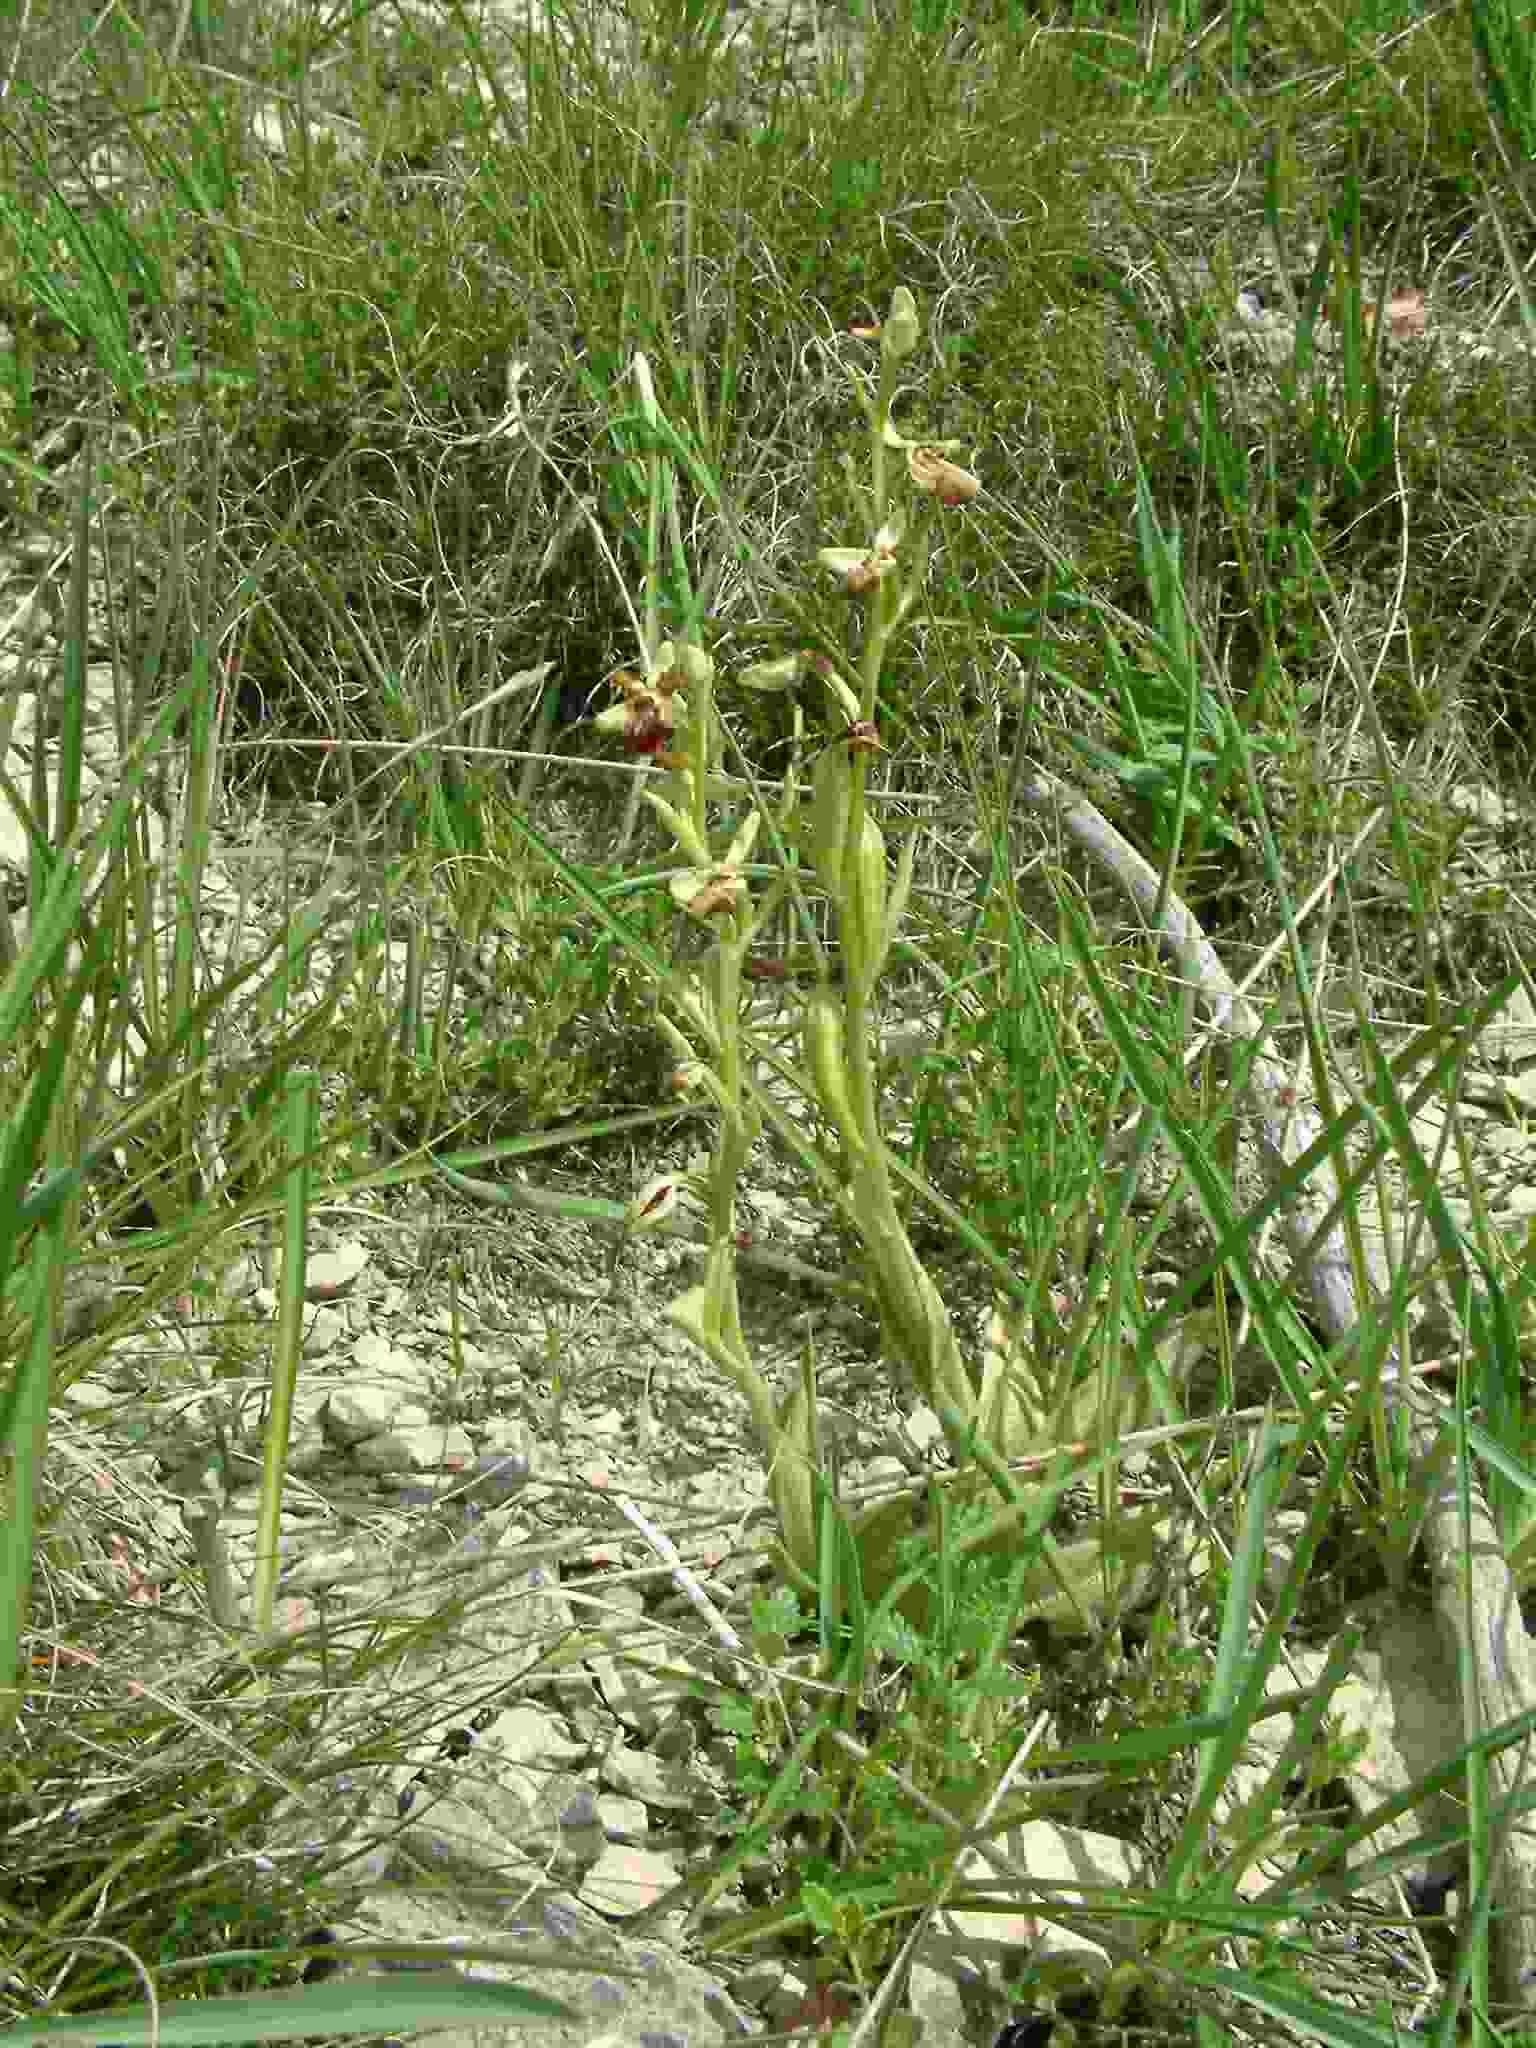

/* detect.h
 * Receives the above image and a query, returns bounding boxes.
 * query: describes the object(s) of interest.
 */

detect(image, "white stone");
[306,1241,370,1299]
[902,1402,945,1453]
[1328,1607,1466,1869]
[493,1703,588,1768]
[279,1541,360,1590]
[1482,983,1536,1066]
[59,1377,119,1413]
[286,1418,330,1474]
[920,1821,1138,1987]
[907,1961,969,2045]
[586,1644,700,1740]
[731,1962,803,2013]
[580,1842,681,1917]
[324,1383,429,1443]
[600,1740,696,1812]
[351,1419,467,1473]
[351,1329,422,1380]
[597,1793,648,1843]
[1450,782,1507,832]
[758,1968,814,2024]
[300,1304,348,1356]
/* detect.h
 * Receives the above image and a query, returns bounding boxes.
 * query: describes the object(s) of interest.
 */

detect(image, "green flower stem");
[861,603,900,718]
[666,1275,778,1448]
[829,474,976,1430]
[870,347,900,543]
[862,386,903,719]
[707,924,749,1355]
[632,287,984,1572]
[691,653,713,848]
[790,341,962,1432]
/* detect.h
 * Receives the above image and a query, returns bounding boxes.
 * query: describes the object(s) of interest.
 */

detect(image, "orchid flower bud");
[882,287,920,362]
[633,350,660,423]
[809,740,850,900]
[738,652,807,692]
[660,638,715,688]
[876,826,919,974]
[644,791,712,867]
[724,809,763,869]
[852,812,888,966]
[803,989,864,1158]
[669,977,721,1054]
[669,1060,735,1117]
[817,665,864,727]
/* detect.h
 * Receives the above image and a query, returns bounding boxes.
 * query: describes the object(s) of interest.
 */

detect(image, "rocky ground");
[11,0,1536,2042]
[16,630,1536,2044]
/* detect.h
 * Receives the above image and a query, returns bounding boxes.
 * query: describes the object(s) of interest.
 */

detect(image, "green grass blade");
[0,1972,579,2045]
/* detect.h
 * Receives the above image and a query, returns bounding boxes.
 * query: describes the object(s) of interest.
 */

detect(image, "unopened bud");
[663,639,715,687]
[738,652,805,692]
[644,791,712,867]
[803,990,863,1155]
[852,813,887,967]
[810,741,850,899]
[883,287,920,362]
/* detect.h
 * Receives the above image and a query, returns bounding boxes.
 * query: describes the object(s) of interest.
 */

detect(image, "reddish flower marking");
[807,717,886,764]
[624,706,672,756]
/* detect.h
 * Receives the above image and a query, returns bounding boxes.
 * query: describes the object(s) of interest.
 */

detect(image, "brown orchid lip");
[804,717,885,765]
[684,877,741,916]
[845,556,893,595]
[744,955,845,985]
[908,445,981,503]
[624,709,672,754]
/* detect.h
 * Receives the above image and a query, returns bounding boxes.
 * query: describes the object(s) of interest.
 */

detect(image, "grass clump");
[7,0,1536,2042]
